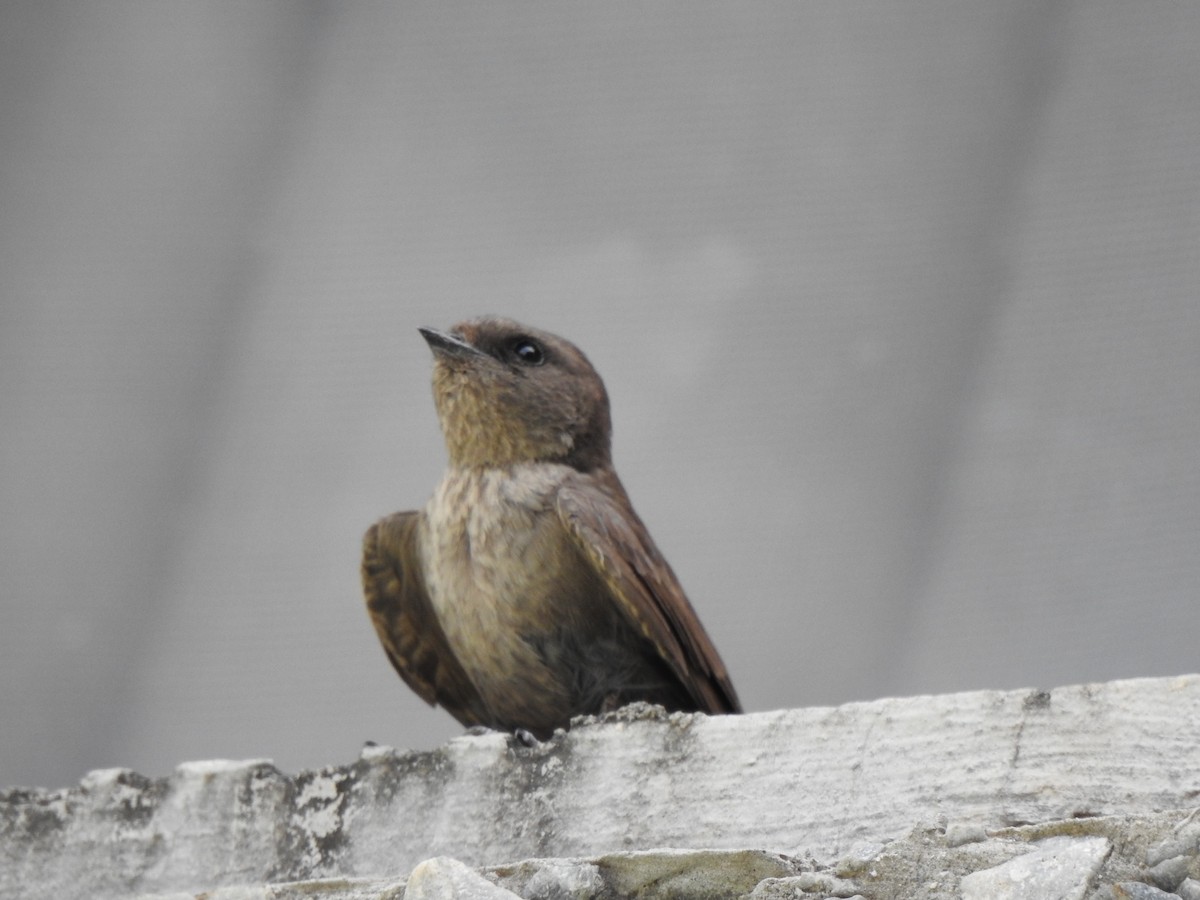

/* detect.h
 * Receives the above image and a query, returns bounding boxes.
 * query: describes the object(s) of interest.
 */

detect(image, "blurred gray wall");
[2,2,1197,789]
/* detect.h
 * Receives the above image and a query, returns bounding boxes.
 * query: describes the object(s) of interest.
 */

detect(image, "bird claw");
[463,724,538,747]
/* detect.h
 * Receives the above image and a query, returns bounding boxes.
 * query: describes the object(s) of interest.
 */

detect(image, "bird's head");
[419,317,613,470]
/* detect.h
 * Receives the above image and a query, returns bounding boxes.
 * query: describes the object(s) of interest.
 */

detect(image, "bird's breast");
[421,464,579,604]
[418,464,610,724]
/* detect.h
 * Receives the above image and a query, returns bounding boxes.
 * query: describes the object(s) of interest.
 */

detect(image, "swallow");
[362,316,740,738]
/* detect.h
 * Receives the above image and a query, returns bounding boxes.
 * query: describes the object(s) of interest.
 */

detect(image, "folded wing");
[555,470,741,715]
[361,511,490,727]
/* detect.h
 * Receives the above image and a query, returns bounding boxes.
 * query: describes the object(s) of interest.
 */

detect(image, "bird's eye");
[511,338,545,366]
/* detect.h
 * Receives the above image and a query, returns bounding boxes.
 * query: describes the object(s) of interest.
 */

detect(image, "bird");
[361,316,741,739]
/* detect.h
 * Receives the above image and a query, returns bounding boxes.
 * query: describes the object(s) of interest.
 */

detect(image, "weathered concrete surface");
[133,809,1200,900]
[3,675,1199,899]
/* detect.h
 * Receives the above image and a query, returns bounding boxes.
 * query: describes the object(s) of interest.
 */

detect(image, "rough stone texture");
[406,857,523,900]
[3,675,1199,899]
[126,810,1200,900]
[959,835,1110,899]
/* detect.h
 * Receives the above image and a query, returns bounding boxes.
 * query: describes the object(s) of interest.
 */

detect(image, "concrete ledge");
[3,675,1199,899]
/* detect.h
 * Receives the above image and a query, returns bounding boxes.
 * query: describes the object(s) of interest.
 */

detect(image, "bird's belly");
[419,467,610,729]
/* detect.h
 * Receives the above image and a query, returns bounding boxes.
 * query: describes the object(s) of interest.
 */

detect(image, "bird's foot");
[513,728,539,747]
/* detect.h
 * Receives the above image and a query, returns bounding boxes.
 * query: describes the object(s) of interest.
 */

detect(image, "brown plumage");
[361,316,740,738]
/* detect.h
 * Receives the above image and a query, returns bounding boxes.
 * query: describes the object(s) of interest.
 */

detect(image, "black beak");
[419,327,485,360]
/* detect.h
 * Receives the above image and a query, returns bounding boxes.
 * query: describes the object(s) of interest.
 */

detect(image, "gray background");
[2,2,1197,791]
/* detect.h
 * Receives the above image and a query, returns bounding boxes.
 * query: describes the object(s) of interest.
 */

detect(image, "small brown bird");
[361,316,740,738]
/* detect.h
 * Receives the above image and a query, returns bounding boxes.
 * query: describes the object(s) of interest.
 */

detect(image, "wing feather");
[555,471,741,715]
[361,511,489,727]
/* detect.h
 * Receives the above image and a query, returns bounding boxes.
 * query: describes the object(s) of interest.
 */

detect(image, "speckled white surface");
[3,675,1199,900]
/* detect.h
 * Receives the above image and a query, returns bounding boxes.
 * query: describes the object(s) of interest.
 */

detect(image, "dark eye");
[511,338,545,366]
